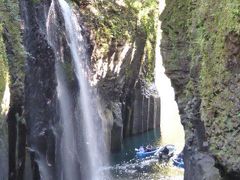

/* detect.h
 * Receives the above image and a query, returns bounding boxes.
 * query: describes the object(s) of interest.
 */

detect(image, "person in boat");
[145,144,153,152]
[162,146,169,154]
[158,146,169,161]
[139,146,145,152]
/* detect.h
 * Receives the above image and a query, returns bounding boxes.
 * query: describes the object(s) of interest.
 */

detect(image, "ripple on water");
[106,157,184,180]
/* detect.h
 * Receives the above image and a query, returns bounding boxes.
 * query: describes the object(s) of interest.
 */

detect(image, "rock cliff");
[0,1,25,179]
[20,0,57,179]
[76,0,161,151]
[161,0,240,179]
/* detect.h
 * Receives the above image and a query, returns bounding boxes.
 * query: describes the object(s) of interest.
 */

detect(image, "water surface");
[109,129,184,180]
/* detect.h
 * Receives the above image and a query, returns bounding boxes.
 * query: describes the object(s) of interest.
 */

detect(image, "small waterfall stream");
[47,0,109,179]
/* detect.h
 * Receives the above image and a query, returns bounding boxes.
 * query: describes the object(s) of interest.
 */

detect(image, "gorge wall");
[0,1,25,179]
[74,0,161,151]
[20,0,57,179]
[161,0,240,179]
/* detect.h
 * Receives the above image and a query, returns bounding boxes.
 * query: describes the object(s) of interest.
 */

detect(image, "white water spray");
[47,0,109,179]
[155,0,185,153]
[47,1,79,179]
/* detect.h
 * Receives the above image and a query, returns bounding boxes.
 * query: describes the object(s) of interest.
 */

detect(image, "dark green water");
[110,129,160,165]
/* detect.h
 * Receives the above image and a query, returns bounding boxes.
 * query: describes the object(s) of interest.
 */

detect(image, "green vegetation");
[76,0,158,83]
[0,0,25,102]
[162,0,240,173]
[125,0,158,82]
[160,0,193,86]
[193,1,240,167]
[78,0,136,54]
[161,0,192,43]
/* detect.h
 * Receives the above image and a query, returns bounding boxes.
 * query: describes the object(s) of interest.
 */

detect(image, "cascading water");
[47,1,79,179]
[47,0,109,179]
[155,0,185,153]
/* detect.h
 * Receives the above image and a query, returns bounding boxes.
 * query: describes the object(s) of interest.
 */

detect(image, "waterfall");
[47,1,79,179]
[47,0,109,179]
[155,0,185,153]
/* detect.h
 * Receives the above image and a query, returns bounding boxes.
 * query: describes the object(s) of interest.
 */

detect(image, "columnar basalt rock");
[95,37,161,151]
[75,1,161,151]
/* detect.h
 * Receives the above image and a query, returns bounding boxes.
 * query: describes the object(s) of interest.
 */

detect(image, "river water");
[109,129,184,180]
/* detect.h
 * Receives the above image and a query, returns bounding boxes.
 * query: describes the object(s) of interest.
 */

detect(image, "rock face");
[77,1,161,152]
[0,25,10,180]
[1,1,26,179]
[4,27,25,180]
[20,0,57,179]
[95,36,161,152]
[161,0,240,179]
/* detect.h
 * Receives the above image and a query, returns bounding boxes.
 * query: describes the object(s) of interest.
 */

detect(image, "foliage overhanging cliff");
[76,0,159,82]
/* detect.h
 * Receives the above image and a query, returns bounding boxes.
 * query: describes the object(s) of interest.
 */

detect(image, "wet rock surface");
[20,0,57,179]
[184,152,220,180]
[94,35,161,151]
[96,54,161,152]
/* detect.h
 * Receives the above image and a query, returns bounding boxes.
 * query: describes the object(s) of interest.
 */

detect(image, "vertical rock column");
[2,11,25,180]
[20,0,57,179]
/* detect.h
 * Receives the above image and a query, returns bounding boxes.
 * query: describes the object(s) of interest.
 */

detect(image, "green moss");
[79,0,137,55]
[163,0,240,171]
[62,61,75,83]
[161,0,192,43]
[187,0,240,97]
[0,0,24,128]
[145,38,156,82]
[77,0,158,83]
[125,0,159,82]
[192,1,240,155]
[0,0,25,96]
